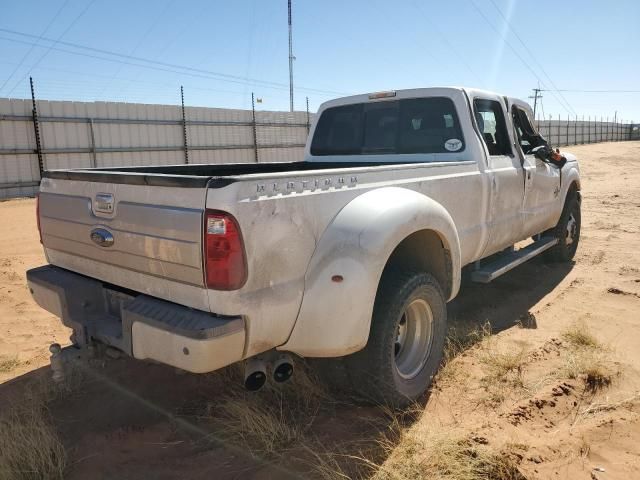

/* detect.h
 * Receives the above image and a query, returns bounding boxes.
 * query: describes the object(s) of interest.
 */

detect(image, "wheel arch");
[562,166,581,205]
[280,187,461,358]
[381,228,452,299]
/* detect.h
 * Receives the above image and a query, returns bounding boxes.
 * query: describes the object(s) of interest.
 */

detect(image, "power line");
[0,0,70,93]
[0,32,349,97]
[6,0,97,96]
[553,89,640,93]
[466,0,576,116]
[486,0,577,116]
[98,0,176,97]
[0,61,258,97]
[409,0,483,84]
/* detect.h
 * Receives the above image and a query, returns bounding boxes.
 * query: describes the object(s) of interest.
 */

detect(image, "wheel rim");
[566,212,578,245]
[394,298,434,380]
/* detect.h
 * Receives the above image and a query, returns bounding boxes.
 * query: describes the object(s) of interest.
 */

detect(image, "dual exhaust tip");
[244,354,294,391]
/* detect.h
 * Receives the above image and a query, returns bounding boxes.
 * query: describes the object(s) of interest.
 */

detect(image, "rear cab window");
[310,97,465,157]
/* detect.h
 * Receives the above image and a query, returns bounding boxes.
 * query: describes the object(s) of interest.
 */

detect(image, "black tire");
[544,188,581,262]
[308,356,354,398]
[343,271,447,408]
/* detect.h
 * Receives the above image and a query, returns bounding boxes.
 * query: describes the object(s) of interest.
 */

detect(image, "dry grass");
[560,323,618,393]
[308,401,528,480]
[367,427,526,480]
[0,382,67,480]
[477,334,528,404]
[0,355,21,373]
[562,322,600,349]
[434,321,489,388]
[480,347,527,382]
[204,362,328,458]
[212,321,617,479]
[0,361,85,480]
[562,348,617,392]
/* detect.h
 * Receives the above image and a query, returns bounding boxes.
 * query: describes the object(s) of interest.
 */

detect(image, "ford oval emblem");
[90,228,114,247]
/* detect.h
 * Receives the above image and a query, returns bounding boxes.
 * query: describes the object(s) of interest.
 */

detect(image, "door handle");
[527,171,531,180]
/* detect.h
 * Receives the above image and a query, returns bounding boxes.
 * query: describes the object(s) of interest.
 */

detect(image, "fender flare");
[280,187,461,357]
[561,160,581,205]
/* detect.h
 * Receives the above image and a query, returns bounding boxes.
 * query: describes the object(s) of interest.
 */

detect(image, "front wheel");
[345,271,447,407]
[545,189,581,262]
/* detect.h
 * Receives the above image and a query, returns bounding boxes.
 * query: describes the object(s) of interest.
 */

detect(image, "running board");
[471,237,559,283]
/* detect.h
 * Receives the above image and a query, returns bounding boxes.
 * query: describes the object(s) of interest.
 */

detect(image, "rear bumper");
[27,265,245,373]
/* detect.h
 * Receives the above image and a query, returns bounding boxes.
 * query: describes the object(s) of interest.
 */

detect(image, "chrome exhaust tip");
[244,357,267,391]
[272,354,294,383]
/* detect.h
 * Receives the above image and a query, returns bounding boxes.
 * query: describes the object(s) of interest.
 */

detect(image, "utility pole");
[288,0,294,112]
[529,87,543,120]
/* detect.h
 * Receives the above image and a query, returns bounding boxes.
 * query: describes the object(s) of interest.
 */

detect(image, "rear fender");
[280,187,461,357]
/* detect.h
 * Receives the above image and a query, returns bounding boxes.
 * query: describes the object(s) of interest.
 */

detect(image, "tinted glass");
[362,102,399,153]
[309,103,363,155]
[310,97,465,156]
[473,99,512,156]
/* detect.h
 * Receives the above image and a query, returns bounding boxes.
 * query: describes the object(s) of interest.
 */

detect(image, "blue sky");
[1,0,639,121]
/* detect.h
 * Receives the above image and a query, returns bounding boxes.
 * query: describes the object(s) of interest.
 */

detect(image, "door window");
[473,99,512,156]
[512,106,546,154]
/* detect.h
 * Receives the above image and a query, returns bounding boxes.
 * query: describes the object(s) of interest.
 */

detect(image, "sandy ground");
[1,141,639,479]
[0,198,70,382]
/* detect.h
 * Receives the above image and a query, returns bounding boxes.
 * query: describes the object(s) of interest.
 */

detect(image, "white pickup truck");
[27,87,581,406]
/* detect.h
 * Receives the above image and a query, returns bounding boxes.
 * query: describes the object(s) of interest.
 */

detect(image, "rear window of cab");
[310,97,465,156]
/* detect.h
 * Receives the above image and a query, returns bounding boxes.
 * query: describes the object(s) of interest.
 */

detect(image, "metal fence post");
[305,96,310,134]
[600,116,603,142]
[580,115,584,144]
[88,118,97,168]
[573,115,577,145]
[251,92,258,163]
[180,86,189,164]
[558,114,561,146]
[29,76,44,175]
[566,114,569,146]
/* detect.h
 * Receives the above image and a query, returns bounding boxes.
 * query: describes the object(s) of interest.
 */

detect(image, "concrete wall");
[0,98,312,199]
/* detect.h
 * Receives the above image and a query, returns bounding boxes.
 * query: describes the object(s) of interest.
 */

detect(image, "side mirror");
[531,145,550,162]
[531,145,567,169]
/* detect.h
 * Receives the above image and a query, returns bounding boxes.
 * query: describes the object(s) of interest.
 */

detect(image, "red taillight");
[203,210,247,290]
[36,193,42,244]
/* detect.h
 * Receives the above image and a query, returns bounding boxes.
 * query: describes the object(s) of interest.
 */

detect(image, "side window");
[473,99,512,156]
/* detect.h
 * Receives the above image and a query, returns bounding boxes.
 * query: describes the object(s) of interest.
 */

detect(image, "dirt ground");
[1,141,639,479]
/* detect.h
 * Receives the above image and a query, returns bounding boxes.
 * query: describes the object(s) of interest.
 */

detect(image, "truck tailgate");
[38,176,210,311]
